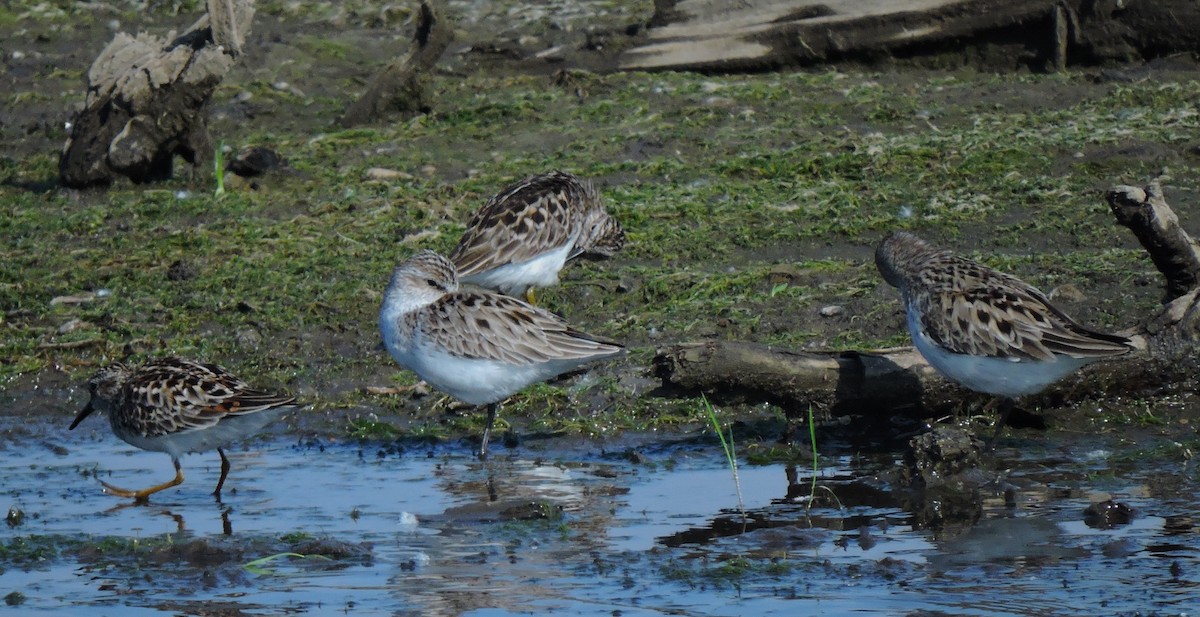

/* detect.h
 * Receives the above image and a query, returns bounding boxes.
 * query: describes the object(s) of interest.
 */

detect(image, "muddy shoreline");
[2,4,1199,465]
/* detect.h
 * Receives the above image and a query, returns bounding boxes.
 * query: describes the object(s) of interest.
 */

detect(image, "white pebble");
[365,167,413,181]
[57,318,87,334]
[819,305,844,317]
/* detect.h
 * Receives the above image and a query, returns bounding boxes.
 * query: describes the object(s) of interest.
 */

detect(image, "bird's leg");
[100,459,184,502]
[984,397,1016,452]
[478,403,499,460]
[212,448,231,499]
[525,287,538,305]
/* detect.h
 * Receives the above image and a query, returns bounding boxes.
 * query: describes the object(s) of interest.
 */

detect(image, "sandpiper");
[380,250,624,458]
[449,170,624,304]
[70,357,297,501]
[875,231,1133,444]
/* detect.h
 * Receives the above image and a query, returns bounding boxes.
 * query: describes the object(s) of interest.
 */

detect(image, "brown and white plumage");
[877,232,1131,364]
[875,232,1132,441]
[70,357,297,501]
[417,291,624,366]
[449,171,624,301]
[380,250,624,458]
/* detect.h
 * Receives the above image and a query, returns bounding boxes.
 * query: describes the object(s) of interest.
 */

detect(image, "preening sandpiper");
[450,170,624,304]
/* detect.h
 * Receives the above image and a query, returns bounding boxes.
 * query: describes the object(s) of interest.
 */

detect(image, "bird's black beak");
[69,400,95,430]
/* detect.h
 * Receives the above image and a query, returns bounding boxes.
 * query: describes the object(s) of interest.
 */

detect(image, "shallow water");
[1,418,1197,616]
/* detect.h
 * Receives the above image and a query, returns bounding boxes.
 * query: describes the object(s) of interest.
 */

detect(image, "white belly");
[113,406,292,460]
[390,343,590,405]
[907,308,1093,397]
[459,242,574,296]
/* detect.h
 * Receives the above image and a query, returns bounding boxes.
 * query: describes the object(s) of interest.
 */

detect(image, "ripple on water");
[1,418,1197,616]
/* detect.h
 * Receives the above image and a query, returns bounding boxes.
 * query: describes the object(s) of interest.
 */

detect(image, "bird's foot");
[98,466,184,502]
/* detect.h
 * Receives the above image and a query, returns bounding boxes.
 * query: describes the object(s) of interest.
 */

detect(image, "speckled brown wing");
[120,358,295,436]
[415,291,624,366]
[450,172,586,276]
[914,270,1132,362]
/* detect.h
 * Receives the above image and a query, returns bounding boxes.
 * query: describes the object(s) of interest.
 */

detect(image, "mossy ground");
[1,1,1197,446]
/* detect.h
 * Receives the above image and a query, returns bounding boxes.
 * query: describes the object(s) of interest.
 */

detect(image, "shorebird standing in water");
[380,250,624,458]
[450,171,624,304]
[70,357,297,501]
[875,231,1133,445]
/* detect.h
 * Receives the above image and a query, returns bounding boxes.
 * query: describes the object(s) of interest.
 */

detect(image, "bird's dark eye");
[426,279,440,288]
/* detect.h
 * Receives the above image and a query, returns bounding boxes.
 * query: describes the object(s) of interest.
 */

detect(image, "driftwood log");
[339,0,454,128]
[653,175,1199,419]
[1109,179,1200,358]
[59,0,254,188]
[623,0,1200,73]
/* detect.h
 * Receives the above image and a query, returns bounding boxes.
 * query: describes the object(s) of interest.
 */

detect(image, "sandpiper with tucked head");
[380,249,624,458]
[875,231,1133,444]
[70,357,297,501]
[450,170,624,304]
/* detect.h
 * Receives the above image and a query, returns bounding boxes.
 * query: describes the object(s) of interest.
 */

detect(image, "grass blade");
[702,394,745,521]
[214,142,226,196]
[243,552,333,574]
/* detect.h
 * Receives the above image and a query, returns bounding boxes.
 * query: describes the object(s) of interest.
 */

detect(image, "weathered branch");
[622,0,1200,73]
[339,0,454,128]
[654,341,936,414]
[652,339,1162,418]
[206,0,255,57]
[1141,289,1200,358]
[59,0,254,188]
[653,179,1200,417]
[1106,174,1200,303]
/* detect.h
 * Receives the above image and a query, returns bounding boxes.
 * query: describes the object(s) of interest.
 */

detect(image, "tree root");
[59,0,253,188]
[339,0,454,127]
